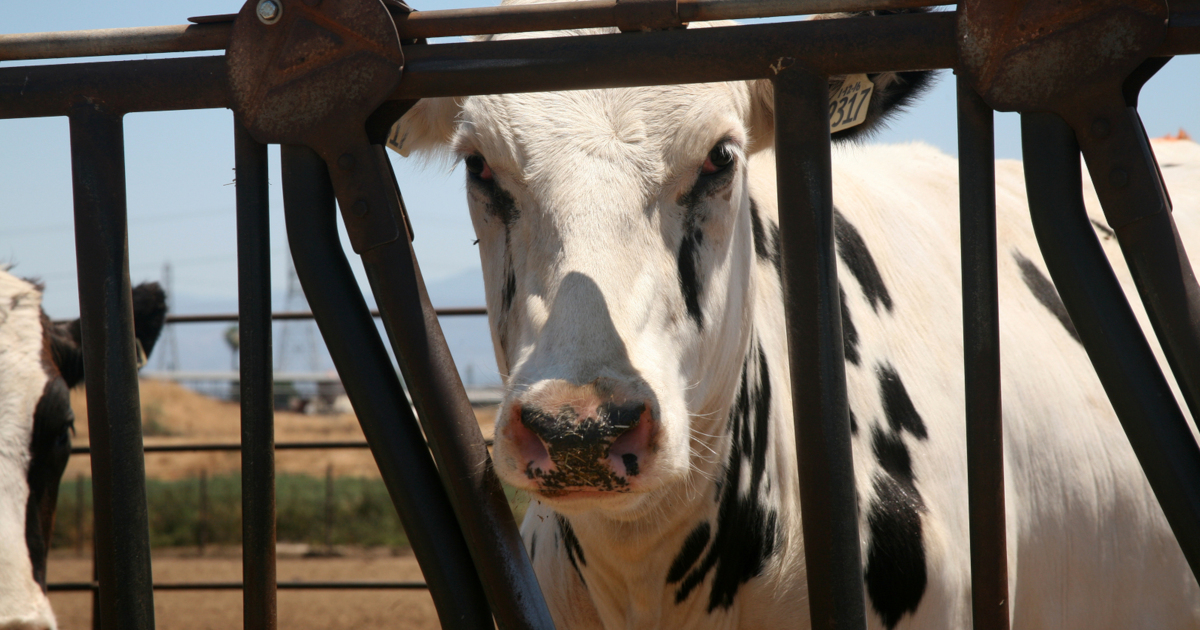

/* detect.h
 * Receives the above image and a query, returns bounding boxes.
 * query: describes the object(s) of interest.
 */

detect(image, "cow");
[0,268,165,630]
[390,5,1200,628]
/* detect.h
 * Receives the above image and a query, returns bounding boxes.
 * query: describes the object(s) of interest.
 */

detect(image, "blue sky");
[3,1,1199,323]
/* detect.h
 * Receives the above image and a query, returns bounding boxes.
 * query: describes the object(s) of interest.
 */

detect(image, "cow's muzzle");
[504,381,657,497]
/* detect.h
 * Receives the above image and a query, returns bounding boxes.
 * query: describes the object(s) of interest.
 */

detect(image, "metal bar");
[69,102,156,630]
[70,440,494,455]
[1020,112,1200,578]
[53,308,487,326]
[773,66,865,630]
[0,23,229,62]
[0,0,953,62]
[235,122,277,630]
[358,148,553,630]
[394,11,957,99]
[956,77,1009,630]
[279,144,494,630]
[1,13,956,120]
[1066,103,1200,428]
[49,582,430,592]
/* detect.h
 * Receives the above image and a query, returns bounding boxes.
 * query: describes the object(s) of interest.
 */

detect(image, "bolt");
[257,0,282,24]
[1110,168,1129,189]
[337,153,356,171]
[353,200,369,217]
[1091,118,1111,139]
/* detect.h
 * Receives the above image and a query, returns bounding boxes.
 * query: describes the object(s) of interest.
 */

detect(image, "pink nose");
[506,382,656,495]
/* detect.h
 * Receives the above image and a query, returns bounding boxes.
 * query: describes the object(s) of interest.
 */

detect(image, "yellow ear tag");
[829,74,874,134]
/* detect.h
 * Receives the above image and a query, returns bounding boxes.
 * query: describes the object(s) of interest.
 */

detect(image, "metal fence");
[4,1,1200,629]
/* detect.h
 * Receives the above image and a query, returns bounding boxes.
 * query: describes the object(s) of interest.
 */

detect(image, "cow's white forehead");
[453,84,750,188]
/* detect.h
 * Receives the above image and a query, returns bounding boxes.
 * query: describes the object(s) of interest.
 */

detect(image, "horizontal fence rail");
[0,0,956,62]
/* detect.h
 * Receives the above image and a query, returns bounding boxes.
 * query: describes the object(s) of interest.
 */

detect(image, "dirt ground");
[66,379,498,480]
[52,379,499,629]
[48,548,440,630]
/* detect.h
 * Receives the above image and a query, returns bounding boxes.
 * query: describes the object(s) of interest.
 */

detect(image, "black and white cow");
[391,4,1200,628]
[0,269,165,630]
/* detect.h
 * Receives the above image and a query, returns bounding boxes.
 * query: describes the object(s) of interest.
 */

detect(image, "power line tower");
[155,261,180,371]
[276,252,319,373]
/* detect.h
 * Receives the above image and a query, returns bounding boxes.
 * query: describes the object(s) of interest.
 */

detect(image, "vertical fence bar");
[235,123,277,630]
[357,144,554,630]
[773,67,865,630]
[957,78,1009,630]
[279,144,495,629]
[69,102,156,630]
[1020,112,1200,577]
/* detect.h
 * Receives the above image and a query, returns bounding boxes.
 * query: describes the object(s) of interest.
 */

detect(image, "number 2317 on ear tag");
[829,74,873,134]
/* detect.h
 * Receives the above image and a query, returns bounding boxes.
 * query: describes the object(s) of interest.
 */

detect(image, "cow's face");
[398,80,772,515]
[0,273,165,630]
[0,274,71,630]
[395,27,927,516]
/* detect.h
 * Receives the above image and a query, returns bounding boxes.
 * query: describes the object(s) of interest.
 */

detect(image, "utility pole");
[156,261,180,371]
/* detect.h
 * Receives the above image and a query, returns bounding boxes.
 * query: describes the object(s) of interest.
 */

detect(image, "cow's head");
[0,271,166,630]
[394,14,931,518]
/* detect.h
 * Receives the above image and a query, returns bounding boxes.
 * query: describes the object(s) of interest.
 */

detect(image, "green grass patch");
[54,474,532,550]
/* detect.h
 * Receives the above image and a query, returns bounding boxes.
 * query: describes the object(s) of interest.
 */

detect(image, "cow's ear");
[49,282,167,388]
[386,97,466,157]
[47,318,84,389]
[743,9,936,152]
[131,282,167,360]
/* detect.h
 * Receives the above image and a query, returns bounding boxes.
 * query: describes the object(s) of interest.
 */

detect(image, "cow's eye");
[465,154,493,182]
[701,144,735,175]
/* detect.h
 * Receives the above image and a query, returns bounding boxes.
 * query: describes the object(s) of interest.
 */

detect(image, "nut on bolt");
[257,0,282,24]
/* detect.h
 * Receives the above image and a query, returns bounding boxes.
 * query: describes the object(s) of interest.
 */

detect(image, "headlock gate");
[3,1,1200,629]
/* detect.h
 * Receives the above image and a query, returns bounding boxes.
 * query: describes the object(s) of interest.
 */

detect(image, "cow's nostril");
[519,402,644,450]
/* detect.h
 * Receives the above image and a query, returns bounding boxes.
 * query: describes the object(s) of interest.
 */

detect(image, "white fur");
[0,270,58,630]
[391,6,1200,625]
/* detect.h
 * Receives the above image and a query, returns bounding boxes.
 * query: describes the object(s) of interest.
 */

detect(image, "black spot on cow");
[529,530,538,563]
[488,183,519,226]
[1013,251,1081,344]
[872,426,913,486]
[25,377,74,589]
[865,474,927,629]
[667,521,711,584]
[840,285,860,366]
[673,340,779,611]
[749,200,782,277]
[678,226,704,328]
[502,267,517,313]
[877,363,927,440]
[558,515,587,585]
[848,407,859,435]
[834,210,893,313]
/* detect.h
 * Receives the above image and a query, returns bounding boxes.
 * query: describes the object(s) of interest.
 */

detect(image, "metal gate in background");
[4,1,1200,629]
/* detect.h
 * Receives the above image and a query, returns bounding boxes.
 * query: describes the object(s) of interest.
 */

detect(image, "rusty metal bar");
[774,66,865,630]
[234,123,277,630]
[0,23,229,62]
[957,77,1009,630]
[69,102,156,630]
[357,153,554,630]
[0,13,954,120]
[280,144,495,629]
[69,440,494,455]
[49,581,430,592]
[1020,112,1200,578]
[0,0,954,62]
